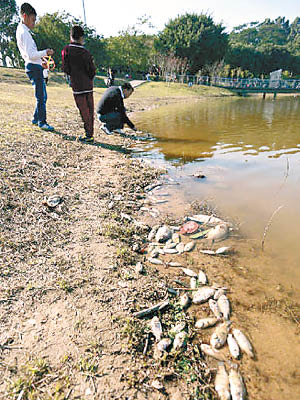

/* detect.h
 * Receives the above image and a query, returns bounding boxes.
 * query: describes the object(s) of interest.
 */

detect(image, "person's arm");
[86,52,96,80]
[61,46,70,75]
[115,95,135,129]
[21,29,50,61]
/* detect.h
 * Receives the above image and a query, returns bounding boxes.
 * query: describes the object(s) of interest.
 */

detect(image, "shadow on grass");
[53,130,132,154]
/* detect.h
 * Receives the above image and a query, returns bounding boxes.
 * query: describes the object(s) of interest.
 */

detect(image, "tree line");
[1,0,300,78]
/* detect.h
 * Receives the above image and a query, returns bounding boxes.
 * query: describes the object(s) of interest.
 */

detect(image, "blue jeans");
[26,63,47,125]
[98,112,123,131]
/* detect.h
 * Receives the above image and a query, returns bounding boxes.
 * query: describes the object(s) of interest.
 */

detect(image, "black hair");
[20,3,37,16]
[71,25,84,41]
[121,82,134,92]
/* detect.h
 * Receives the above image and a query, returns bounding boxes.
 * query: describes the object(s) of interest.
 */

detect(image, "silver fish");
[148,257,163,265]
[217,295,231,320]
[229,368,246,400]
[164,240,177,249]
[209,299,223,319]
[176,242,185,254]
[135,262,144,274]
[210,321,229,349]
[167,261,182,267]
[155,225,172,243]
[206,224,229,242]
[150,316,162,341]
[190,277,197,289]
[172,331,187,351]
[184,241,195,252]
[195,317,218,329]
[200,344,226,361]
[198,270,208,285]
[172,232,181,243]
[181,268,198,278]
[163,248,178,254]
[215,362,231,400]
[227,333,240,359]
[188,214,224,225]
[215,246,231,255]
[150,249,159,258]
[200,249,216,255]
[193,287,215,304]
[157,338,172,352]
[232,329,254,358]
[179,293,190,308]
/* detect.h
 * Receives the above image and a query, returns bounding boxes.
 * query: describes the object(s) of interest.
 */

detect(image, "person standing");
[16,3,55,131]
[61,25,96,143]
[96,83,136,135]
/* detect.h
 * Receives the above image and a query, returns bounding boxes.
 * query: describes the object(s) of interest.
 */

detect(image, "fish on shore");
[190,277,197,289]
[148,257,163,265]
[200,344,227,361]
[187,214,224,225]
[214,288,227,300]
[163,248,178,254]
[209,299,223,319]
[181,267,198,278]
[157,338,172,352]
[215,362,231,400]
[193,287,215,304]
[229,367,246,400]
[155,225,172,243]
[210,321,230,349]
[206,224,229,242]
[176,242,185,254]
[167,261,182,267]
[184,241,196,252]
[217,295,231,320]
[227,333,240,359]
[172,331,187,351]
[195,317,218,329]
[232,329,254,358]
[179,293,190,308]
[198,270,208,285]
[148,225,160,241]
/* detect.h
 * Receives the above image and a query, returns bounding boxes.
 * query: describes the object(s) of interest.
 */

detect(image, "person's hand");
[46,49,54,56]
[132,126,137,132]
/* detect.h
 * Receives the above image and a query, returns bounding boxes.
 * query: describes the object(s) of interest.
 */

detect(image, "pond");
[134,95,300,291]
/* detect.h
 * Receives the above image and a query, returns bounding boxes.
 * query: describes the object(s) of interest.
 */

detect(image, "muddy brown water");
[133,95,300,399]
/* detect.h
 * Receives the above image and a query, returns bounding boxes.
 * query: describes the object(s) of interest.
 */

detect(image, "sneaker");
[114,128,125,134]
[32,119,38,125]
[101,125,113,135]
[79,135,94,143]
[39,123,54,131]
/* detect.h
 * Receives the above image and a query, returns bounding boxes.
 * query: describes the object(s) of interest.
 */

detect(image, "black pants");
[98,112,123,131]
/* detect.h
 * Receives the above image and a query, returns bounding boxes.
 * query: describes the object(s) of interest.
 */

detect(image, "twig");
[261,205,284,251]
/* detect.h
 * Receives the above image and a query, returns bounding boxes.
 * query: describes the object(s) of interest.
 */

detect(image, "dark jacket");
[96,86,135,129]
[61,42,96,94]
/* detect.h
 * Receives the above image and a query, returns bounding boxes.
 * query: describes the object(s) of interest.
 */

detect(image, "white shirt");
[119,86,125,99]
[16,22,47,66]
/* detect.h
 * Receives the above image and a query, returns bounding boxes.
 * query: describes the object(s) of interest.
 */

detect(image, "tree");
[0,0,18,67]
[155,13,228,73]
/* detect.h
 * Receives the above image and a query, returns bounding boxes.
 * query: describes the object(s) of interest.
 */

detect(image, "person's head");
[20,3,37,30]
[122,82,134,98]
[70,25,84,44]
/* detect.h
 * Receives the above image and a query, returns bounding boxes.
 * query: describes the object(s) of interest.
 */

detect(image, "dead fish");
[227,333,240,359]
[179,293,190,308]
[229,368,246,400]
[195,317,218,329]
[190,277,197,289]
[209,299,223,319]
[157,338,172,352]
[45,194,62,208]
[193,287,215,304]
[148,257,163,265]
[215,362,231,400]
[210,321,230,349]
[150,248,159,258]
[198,270,208,285]
[155,225,172,243]
[163,248,178,254]
[165,240,177,249]
[184,241,195,252]
[121,212,132,221]
[176,242,185,254]
[170,322,186,335]
[167,261,182,267]
[218,295,231,320]
[200,344,226,361]
[215,246,231,255]
[151,380,164,390]
[150,316,162,341]
[148,225,160,241]
[200,249,216,255]
[172,331,187,351]
[214,288,227,300]
[157,248,165,255]
[181,268,197,278]
[207,224,229,242]
[232,329,254,358]
[172,232,181,243]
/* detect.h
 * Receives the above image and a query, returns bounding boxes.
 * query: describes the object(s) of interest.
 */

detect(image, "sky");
[15,0,299,37]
